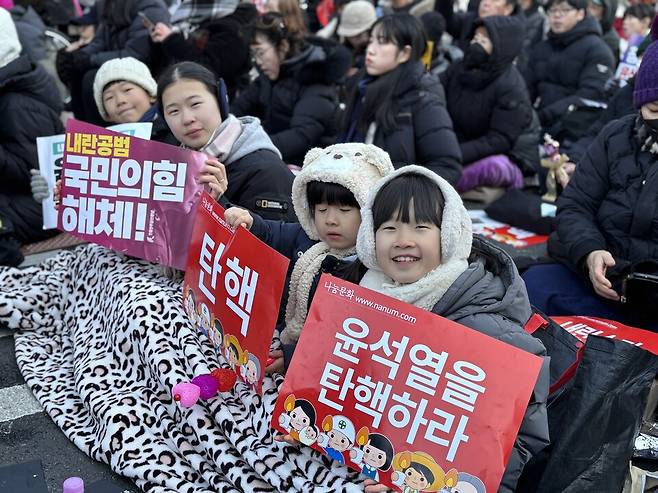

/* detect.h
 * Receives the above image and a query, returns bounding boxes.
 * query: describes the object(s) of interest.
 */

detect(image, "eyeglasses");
[251,45,273,62]
[547,6,577,16]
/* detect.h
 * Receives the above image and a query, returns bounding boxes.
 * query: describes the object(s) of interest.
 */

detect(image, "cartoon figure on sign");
[240,352,261,389]
[349,428,395,481]
[197,302,212,337]
[298,424,319,446]
[316,415,356,464]
[447,472,486,493]
[224,335,244,372]
[211,318,224,352]
[278,394,317,442]
[391,451,458,493]
[183,285,196,319]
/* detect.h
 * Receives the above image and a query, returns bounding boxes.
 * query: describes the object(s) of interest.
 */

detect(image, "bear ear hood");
[292,144,395,240]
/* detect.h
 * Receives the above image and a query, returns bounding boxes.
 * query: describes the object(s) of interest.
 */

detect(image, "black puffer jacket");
[548,114,658,279]
[599,0,620,65]
[154,4,256,97]
[0,56,63,240]
[81,0,170,67]
[524,15,614,127]
[441,16,533,164]
[231,36,350,165]
[342,62,462,185]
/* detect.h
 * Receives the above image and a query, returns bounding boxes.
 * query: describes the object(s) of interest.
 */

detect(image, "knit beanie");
[93,57,158,120]
[292,143,395,240]
[0,8,22,69]
[634,17,658,109]
[337,1,377,37]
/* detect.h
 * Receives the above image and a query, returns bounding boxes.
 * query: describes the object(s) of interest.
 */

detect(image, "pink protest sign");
[58,119,207,269]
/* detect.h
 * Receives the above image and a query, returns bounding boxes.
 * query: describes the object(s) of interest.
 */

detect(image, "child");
[224,143,394,372]
[344,165,549,493]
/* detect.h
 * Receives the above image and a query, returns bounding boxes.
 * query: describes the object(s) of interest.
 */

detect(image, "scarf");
[199,114,243,162]
[637,115,658,156]
[359,256,468,312]
[281,243,355,344]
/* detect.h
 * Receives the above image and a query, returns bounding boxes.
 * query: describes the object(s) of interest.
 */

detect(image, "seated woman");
[231,12,351,165]
[0,9,63,266]
[331,166,549,492]
[149,1,258,99]
[523,36,658,331]
[159,61,296,221]
[339,14,463,185]
[56,0,170,125]
[440,16,534,194]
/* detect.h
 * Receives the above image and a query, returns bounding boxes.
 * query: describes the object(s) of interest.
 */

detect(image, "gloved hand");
[30,169,50,203]
[56,48,75,85]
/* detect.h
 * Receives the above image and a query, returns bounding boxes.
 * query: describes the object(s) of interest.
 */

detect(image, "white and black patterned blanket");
[0,245,364,493]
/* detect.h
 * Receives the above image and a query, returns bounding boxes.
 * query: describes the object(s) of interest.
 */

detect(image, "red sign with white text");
[272,274,543,492]
[553,316,658,356]
[183,193,289,393]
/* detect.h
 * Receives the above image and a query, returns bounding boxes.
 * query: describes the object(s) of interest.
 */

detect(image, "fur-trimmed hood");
[292,143,395,240]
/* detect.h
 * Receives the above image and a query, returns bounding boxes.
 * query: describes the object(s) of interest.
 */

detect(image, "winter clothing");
[280,144,394,344]
[170,0,239,26]
[455,154,523,192]
[520,3,547,72]
[354,165,548,493]
[199,116,296,222]
[11,5,48,64]
[634,39,658,108]
[0,8,22,69]
[441,16,534,165]
[548,114,658,289]
[385,0,436,18]
[92,57,157,120]
[598,0,620,65]
[524,15,614,128]
[155,3,256,98]
[231,36,351,165]
[81,0,170,68]
[336,0,376,37]
[0,55,64,264]
[564,77,635,164]
[341,61,463,185]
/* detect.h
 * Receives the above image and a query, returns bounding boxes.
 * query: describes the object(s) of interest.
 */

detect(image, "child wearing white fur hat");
[224,142,394,372]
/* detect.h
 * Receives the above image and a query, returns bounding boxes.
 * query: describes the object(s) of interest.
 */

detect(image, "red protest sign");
[272,274,543,492]
[553,316,658,356]
[58,119,206,269]
[183,193,289,393]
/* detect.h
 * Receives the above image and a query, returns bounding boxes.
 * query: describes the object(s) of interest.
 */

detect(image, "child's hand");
[200,159,228,200]
[225,207,253,230]
[364,479,391,492]
[265,349,284,375]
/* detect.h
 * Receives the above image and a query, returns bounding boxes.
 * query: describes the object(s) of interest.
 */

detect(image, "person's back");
[524,0,614,132]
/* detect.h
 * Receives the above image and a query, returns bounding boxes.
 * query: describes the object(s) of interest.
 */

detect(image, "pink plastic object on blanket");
[191,374,219,400]
[172,382,201,407]
[63,477,84,493]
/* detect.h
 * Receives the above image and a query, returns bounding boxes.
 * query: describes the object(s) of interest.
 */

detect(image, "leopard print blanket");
[0,245,364,493]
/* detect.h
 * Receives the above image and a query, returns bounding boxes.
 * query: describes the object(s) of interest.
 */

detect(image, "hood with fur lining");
[357,165,473,275]
[292,143,395,241]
